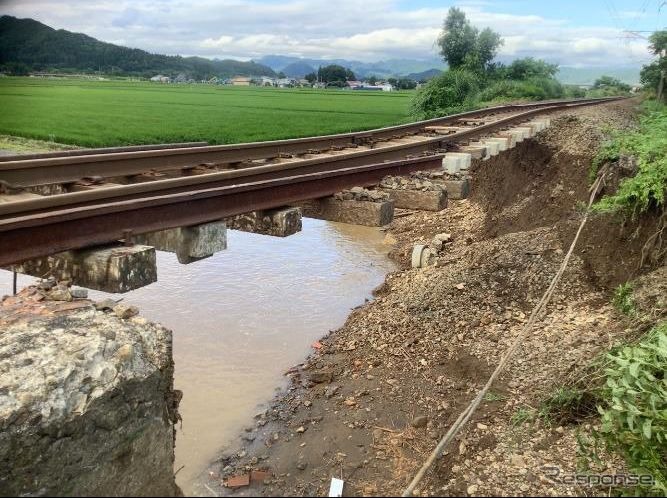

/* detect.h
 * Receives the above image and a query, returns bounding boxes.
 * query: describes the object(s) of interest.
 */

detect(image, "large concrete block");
[299,197,394,227]
[380,188,448,211]
[442,179,470,200]
[443,152,471,174]
[485,137,510,151]
[0,289,180,496]
[479,140,500,156]
[11,244,157,293]
[226,207,302,237]
[134,221,227,264]
[514,126,535,138]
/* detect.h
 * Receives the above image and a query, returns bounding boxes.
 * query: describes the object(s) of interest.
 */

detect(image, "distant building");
[259,76,275,86]
[150,74,171,83]
[231,76,252,86]
[174,73,188,83]
[352,83,394,91]
[346,80,363,89]
[276,77,297,88]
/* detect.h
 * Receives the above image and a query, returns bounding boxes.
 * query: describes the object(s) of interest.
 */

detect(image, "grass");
[510,406,534,427]
[613,283,637,316]
[0,77,413,147]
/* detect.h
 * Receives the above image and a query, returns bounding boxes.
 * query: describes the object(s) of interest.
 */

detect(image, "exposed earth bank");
[202,99,665,497]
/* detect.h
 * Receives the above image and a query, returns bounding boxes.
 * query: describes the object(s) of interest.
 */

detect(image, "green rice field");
[0,78,414,147]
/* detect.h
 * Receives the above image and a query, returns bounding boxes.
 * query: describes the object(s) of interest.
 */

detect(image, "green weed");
[613,283,637,316]
[591,323,667,495]
[510,407,534,427]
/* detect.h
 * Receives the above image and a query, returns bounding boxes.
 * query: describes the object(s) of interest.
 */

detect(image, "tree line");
[411,7,643,118]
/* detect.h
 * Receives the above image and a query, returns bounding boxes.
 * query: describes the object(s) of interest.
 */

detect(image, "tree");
[648,30,667,101]
[593,75,631,93]
[317,64,354,84]
[367,75,377,85]
[437,7,502,74]
[397,78,417,90]
[437,7,477,70]
[505,57,558,80]
[304,72,317,84]
[277,71,286,79]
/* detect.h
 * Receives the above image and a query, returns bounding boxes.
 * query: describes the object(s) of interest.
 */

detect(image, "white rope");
[401,175,605,497]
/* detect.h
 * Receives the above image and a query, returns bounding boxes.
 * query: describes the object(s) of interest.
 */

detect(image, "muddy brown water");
[0,218,395,494]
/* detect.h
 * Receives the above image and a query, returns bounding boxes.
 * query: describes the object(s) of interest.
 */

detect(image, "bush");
[478,77,564,102]
[410,69,480,119]
[594,103,667,216]
[594,323,667,495]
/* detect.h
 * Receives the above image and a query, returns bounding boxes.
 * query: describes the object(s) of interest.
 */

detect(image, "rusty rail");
[0,96,624,266]
[0,156,444,266]
[0,97,620,188]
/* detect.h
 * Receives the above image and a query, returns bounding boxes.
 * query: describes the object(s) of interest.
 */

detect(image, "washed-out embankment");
[2,99,662,497]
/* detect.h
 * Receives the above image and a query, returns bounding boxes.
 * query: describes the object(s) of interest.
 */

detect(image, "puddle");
[0,218,395,494]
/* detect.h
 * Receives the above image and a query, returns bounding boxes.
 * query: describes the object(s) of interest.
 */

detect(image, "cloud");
[1,0,653,65]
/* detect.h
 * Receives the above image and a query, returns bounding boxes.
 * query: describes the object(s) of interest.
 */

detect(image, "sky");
[1,0,665,67]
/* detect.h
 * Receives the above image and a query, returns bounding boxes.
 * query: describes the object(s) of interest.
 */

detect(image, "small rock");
[95,298,117,311]
[510,454,526,467]
[411,416,428,428]
[49,285,72,302]
[296,461,308,471]
[308,370,333,384]
[296,426,306,433]
[38,278,56,291]
[434,233,452,243]
[467,484,478,495]
[113,304,139,319]
[70,288,88,299]
[325,384,340,398]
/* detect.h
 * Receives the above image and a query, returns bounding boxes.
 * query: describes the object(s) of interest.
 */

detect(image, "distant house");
[346,80,363,89]
[150,74,171,83]
[276,77,297,88]
[259,76,275,86]
[231,76,252,86]
[174,73,188,83]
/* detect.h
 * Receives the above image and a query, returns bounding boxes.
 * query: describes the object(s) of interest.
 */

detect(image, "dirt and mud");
[195,98,665,497]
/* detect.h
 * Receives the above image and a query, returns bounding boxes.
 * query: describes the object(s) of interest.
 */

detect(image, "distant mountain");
[405,68,443,82]
[281,61,316,78]
[257,55,445,79]
[556,66,640,86]
[0,16,275,79]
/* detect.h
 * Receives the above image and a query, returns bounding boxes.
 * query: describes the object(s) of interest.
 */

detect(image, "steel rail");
[0,142,209,162]
[0,99,620,219]
[0,155,444,266]
[0,97,620,187]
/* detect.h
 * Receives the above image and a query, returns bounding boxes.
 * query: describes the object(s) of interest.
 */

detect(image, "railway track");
[0,97,622,266]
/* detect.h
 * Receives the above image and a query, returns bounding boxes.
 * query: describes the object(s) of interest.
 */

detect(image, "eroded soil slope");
[207,99,663,497]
